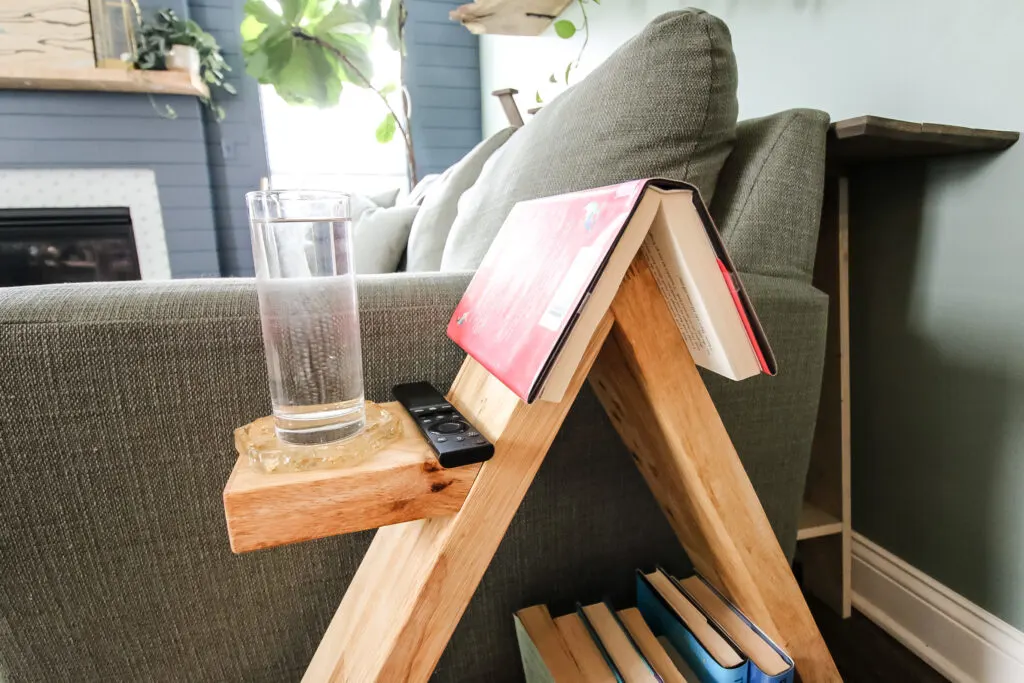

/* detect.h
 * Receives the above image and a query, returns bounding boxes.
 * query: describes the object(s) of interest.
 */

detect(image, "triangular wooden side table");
[223,256,841,682]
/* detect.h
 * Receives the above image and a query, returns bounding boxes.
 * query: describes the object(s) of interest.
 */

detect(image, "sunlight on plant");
[240,0,416,179]
[536,0,598,105]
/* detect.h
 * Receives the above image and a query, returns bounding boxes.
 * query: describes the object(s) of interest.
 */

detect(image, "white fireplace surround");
[0,169,172,280]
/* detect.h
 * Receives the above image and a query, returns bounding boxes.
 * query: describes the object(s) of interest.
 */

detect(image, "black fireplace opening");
[0,207,142,287]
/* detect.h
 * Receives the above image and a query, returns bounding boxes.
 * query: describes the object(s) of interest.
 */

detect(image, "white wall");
[480,0,1024,632]
[481,0,1021,135]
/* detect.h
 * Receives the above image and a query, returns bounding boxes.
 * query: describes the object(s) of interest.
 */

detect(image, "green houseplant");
[240,0,416,181]
[136,9,236,120]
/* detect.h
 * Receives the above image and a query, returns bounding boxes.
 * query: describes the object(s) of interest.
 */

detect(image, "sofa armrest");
[0,272,472,682]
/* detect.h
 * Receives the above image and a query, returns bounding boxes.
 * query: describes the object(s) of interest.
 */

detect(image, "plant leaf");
[315,2,367,34]
[376,113,397,143]
[274,41,326,105]
[564,62,572,84]
[548,73,556,83]
[279,0,309,23]
[240,15,266,42]
[554,20,576,39]
[535,90,542,103]
[243,0,281,27]
[357,0,383,26]
[379,82,397,96]
[320,32,374,84]
[383,0,405,53]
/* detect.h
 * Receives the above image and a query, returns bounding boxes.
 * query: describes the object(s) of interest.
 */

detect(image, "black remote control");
[392,382,495,468]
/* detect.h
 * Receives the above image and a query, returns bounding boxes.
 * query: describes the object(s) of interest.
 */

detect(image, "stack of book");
[514,568,794,683]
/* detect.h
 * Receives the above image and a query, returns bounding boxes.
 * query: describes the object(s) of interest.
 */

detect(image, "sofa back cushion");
[405,127,517,272]
[709,109,830,283]
[440,10,738,271]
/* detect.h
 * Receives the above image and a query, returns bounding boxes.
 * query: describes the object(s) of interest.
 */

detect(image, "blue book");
[636,569,748,683]
[675,575,794,683]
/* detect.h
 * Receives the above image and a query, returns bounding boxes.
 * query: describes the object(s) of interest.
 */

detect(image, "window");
[260,26,407,195]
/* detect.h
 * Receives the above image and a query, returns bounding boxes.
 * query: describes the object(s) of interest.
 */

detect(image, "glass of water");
[246,190,365,445]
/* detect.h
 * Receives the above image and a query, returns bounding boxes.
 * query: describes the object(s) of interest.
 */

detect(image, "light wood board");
[589,258,841,681]
[797,501,844,542]
[450,0,573,35]
[0,0,94,69]
[223,402,480,553]
[0,66,209,96]
[804,175,853,618]
[302,315,615,682]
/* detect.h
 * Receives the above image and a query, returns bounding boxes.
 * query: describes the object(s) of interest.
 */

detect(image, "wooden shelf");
[829,115,1018,166]
[223,402,480,554]
[450,0,573,35]
[797,501,844,541]
[0,66,209,97]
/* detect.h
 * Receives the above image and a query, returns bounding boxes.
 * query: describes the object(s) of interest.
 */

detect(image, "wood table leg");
[589,258,841,682]
[302,316,614,682]
[805,175,853,618]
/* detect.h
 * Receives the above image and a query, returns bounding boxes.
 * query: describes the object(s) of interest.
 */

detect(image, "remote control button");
[420,417,433,424]
[466,431,479,437]
[473,438,487,445]
[432,421,466,434]
[411,407,427,415]
[455,436,464,442]
[436,437,448,443]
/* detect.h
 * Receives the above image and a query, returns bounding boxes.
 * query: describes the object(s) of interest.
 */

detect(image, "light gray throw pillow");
[353,205,419,274]
[405,127,517,272]
[440,10,738,271]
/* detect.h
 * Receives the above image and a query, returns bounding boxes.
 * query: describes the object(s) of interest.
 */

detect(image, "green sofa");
[0,12,830,683]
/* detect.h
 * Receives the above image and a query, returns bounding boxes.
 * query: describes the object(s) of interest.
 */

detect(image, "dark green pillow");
[440,9,738,271]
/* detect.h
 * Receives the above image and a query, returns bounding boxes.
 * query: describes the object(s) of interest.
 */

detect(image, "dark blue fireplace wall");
[405,0,483,178]
[190,0,270,277]
[0,0,269,278]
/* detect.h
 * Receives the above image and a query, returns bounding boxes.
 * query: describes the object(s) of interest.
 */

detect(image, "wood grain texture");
[492,88,525,127]
[804,176,853,618]
[589,257,841,682]
[301,315,614,683]
[0,0,94,69]
[798,501,844,542]
[516,605,584,682]
[829,115,1018,165]
[223,403,480,553]
[0,66,209,96]
[450,0,573,35]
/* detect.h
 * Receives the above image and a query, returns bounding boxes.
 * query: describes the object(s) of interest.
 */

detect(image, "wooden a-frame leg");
[302,315,614,682]
[589,258,841,682]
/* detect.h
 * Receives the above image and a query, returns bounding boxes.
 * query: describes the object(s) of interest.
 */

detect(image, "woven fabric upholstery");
[0,272,826,683]
[710,109,831,282]
[440,10,738,271]
[0,274,471,683]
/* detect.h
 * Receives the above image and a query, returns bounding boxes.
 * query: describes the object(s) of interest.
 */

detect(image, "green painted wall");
[480,0,1024,629]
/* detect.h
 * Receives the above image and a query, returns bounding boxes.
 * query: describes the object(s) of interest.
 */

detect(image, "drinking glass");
[246,190,365,445]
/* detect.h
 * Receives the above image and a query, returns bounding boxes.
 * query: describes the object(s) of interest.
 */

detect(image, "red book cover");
[447,180,648,402]
[447,179,776,403]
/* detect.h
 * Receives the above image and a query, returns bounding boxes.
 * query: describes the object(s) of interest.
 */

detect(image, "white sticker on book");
[539,246,598,331]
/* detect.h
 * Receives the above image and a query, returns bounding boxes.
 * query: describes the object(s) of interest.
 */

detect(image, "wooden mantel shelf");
[0,66,210,98]
[450,0,573,35]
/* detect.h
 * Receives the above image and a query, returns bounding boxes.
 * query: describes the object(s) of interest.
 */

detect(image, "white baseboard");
[851,532,1024,683]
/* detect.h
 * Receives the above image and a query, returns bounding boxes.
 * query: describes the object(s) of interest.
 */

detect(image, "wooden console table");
[799,115,1018,617]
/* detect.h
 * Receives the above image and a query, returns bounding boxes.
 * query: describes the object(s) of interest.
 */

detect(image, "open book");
[447,179,776,403]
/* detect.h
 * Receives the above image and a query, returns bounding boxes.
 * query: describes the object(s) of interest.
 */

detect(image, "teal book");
[636,569,748,683]
[513,605,585,683]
